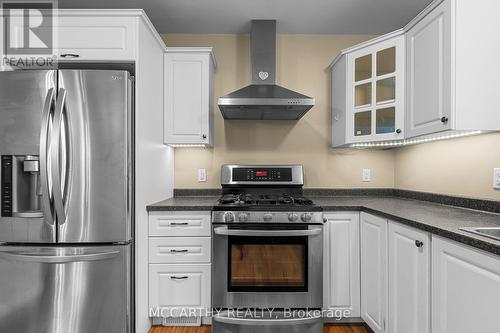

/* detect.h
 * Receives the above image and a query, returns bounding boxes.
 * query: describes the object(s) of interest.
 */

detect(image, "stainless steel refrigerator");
[0,69,133,333]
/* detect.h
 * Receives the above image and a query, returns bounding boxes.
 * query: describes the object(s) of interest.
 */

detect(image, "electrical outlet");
[197,169,207,183]
[494,168,500,189]
[362,168,371,182]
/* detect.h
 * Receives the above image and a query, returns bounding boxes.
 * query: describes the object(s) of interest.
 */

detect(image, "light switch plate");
[362,168,371,182]
[198,169,207,183]
[494,168,500,189]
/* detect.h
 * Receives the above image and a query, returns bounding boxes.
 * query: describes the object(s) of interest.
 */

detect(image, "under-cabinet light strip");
[169,144,208,148]
[349,131,484,149]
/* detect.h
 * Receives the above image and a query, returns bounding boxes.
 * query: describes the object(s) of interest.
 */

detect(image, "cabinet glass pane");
[355,83,372,107]
[354,111,372,136]
[376,107,395,134]
[355,54,372,82]
[376,77,395,103]
[376,47,396,76]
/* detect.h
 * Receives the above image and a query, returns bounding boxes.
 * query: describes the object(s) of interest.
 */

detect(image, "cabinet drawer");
[149,264,211,310]
[55,16,136,60]
[149,237,211,263]
[149,212,211,237]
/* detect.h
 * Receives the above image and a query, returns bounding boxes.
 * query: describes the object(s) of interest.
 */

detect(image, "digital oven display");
[232,168,293,182]
[255,171,268,177]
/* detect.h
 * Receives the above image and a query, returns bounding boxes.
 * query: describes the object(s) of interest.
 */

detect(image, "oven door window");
[228,236,308,292]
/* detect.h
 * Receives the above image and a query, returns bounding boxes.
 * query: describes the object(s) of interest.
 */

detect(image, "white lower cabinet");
[388,221,430,333]
[323,212,360,317]
[432,236,500,333]
[148,211,211,321]
[149,264,211,311]
[360,212,387,333]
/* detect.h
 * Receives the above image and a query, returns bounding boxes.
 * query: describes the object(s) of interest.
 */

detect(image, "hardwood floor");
[148,324,370,333]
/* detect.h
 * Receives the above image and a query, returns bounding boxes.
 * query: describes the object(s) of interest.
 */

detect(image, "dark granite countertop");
[313,196,500,255]
[147,196,219,211]
[147,195,500,255]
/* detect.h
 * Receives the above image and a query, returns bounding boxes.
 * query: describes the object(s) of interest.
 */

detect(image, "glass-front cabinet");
[346,35,405,143]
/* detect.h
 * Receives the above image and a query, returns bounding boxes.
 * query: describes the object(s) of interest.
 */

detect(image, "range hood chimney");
[218,20,315,120]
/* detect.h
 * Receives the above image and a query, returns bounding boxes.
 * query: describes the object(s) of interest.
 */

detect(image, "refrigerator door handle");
[51,88,68,225]
[0,249,120,263]
[40,88,56,226]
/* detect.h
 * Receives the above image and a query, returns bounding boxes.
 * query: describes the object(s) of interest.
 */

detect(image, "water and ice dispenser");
[1,155,43,218]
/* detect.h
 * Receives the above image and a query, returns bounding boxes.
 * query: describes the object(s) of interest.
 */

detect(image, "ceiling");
[59,0,432,35]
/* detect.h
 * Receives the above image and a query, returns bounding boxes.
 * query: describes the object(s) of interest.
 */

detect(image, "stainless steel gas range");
[212,165,324,333]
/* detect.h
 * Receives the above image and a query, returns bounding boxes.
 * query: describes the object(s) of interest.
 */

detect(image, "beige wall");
[394,133,500,201]
[162,33,396,189]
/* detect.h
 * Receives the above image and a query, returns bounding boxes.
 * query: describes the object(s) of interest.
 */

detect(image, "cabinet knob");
[396,129,402,134]
[202,134,207,139]
[441,117,449,123]
[415,240,424,248]
[323,217,328,223]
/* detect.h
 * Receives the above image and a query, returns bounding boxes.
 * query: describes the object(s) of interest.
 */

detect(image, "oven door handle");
[213,226,322,237]
[213,313,321,326]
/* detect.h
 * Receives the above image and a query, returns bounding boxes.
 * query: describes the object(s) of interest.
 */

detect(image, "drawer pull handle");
[60,53,80,58]
[170,249,189,253]
[170,276,189,280]
[170,222,189,226]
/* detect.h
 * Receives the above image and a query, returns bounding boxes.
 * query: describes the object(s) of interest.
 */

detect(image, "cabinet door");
[406,0,452,138]
[347,36,405,144]
[164,53,211,145]
[388,222,430,333]
[360,213,387,333]
[323,212,360,317]
[432,236,500,333]
[149,264,211,313]
[55,16,136,61]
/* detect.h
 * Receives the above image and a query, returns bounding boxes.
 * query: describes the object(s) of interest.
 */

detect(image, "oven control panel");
[233,167,292,182]
[221,165,303,185]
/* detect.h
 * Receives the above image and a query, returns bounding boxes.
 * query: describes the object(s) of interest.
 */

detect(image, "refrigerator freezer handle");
[51,88,67,225]
[40,88,55,226]
[0,249,120,263]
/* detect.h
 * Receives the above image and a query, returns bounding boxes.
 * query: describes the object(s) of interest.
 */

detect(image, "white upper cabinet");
[332,0,500,147]
[55,14,137,61]
[347,35,405,144]
[405,1,452,137]
[406,0,500,138]
[432,236,500,333]
[331,33,405,147]
[164,48,216,147]
[4,10,163,62]
[388,221,430,333]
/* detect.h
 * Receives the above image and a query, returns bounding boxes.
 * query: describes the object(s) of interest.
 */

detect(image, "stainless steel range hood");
[218,20,315,120]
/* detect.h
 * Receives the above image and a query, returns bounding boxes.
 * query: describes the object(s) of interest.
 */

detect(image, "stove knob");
[238,213,249,222]
[224,212,235,223]
[263,213,273,222]
[301,213,312,223]
[288,213,299,222]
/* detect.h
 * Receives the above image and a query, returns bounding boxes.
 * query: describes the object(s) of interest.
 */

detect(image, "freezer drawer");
[0,244,132,333]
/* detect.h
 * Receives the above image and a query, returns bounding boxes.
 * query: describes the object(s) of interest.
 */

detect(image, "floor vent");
[151,316,202,326]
